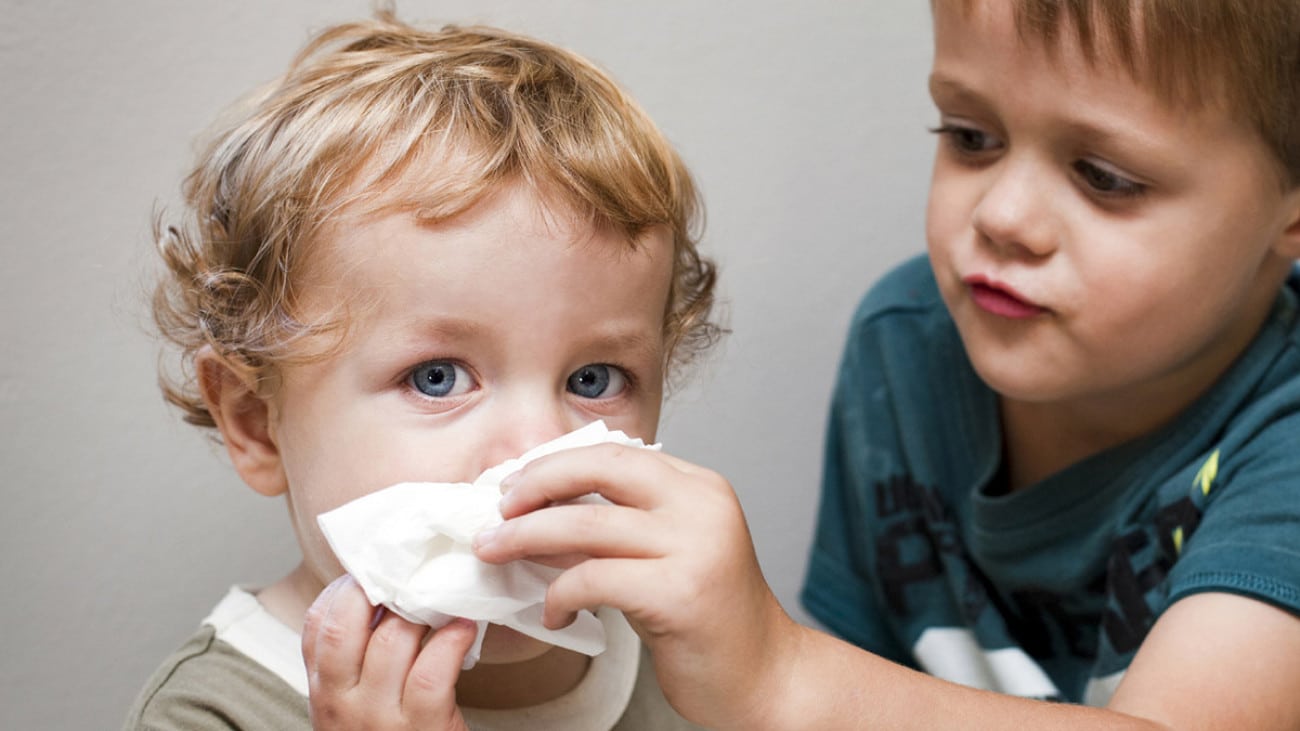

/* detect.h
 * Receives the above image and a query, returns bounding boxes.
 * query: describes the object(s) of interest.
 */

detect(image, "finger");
[525,551,588,570]
[402,618,478,721]
[302,574,350,671]
[473,502,666,564]
[497,443,689,517]
[539,557,668,630]
[358,610,430,705]
[305,575,376,693]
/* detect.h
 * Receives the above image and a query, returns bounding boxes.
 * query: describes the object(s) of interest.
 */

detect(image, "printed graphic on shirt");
[871,451,1215,703]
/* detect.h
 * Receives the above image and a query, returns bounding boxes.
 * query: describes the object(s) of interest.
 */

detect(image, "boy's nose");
[971,156,1057,259]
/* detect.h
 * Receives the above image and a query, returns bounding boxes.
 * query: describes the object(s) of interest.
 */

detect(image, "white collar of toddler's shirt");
[203,586,642,731]
[203,586,310,695]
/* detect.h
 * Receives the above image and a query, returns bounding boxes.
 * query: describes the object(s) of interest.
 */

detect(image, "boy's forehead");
[931,1,1248,144]
[941,1,1134,62]
[940,0,1237,115]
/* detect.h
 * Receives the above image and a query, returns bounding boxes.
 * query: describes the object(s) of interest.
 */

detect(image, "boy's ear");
[196,347,288,497]
[1276,187,1300,259]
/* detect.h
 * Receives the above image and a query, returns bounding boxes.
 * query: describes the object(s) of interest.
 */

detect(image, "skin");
[200,179,674,727]
[474,2,1300,729]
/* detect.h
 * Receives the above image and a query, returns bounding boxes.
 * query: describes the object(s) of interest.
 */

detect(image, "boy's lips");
[963,274,1046,319]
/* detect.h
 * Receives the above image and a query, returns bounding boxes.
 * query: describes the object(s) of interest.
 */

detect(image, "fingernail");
[473,526,498,549]
[498,474,523,515]
[496,495,515,517]
[368,605,387,630]
[500,470,520,495]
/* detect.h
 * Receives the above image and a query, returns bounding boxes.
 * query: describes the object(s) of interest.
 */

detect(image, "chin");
[967,352,1068,403]
[476,624,557,665]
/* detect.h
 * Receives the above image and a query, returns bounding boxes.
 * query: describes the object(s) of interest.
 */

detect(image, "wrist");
[725,602,811,731]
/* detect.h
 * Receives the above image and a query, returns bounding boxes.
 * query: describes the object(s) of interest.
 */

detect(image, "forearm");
[741,625,1168,731]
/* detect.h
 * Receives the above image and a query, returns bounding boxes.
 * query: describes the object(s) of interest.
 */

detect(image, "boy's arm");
[301,575,476,731]
[1108,591,1300,727]
[770,591,1300,730]
[472,446,1300,730]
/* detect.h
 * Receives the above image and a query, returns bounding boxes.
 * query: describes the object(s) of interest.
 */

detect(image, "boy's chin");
[476,624,559,665]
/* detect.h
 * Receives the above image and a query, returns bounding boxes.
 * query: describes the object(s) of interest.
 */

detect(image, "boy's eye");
[567,364,627,399]
[931,123,1001,155]
[1073,159,1146,197]
[409,360,475,398]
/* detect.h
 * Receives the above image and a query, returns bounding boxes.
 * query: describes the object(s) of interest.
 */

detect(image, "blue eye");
[409,361,474,398]
[567,364,627,399]
[1074,159,1146,197]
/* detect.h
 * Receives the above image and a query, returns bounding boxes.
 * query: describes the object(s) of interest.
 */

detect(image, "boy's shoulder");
[1213,263,1300,437]
[841,255,955,364]
[833,254,979,421]
[851,254,945,328]
[122,625,307,731]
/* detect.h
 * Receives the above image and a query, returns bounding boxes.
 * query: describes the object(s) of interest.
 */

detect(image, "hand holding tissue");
[316,421,658,668]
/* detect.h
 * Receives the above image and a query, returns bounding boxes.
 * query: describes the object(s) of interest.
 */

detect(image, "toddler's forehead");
[336,180,639,252]
[301,180,656,291]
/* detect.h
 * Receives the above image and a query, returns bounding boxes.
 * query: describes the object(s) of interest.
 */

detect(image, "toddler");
[123,12,717,731]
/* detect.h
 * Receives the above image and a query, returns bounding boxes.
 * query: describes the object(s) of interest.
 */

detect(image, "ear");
[1274,187,1300,259]
[196,347,288,497]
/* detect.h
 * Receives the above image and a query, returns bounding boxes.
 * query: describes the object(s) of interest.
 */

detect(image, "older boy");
[474,1,1300,728]
[124,12,716,730]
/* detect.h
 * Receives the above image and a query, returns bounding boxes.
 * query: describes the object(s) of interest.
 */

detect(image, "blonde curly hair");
[153,12,720,428]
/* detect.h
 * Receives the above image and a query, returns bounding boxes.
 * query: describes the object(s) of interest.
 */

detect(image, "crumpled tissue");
[317,420,658,668]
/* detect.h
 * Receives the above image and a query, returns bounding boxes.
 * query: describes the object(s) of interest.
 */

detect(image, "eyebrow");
[410,317,484,340]
[581,328,662,362]
[394,316,663,362]
[928,75,981,106]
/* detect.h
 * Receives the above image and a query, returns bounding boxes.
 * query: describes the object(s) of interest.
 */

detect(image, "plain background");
[0,1,935,727]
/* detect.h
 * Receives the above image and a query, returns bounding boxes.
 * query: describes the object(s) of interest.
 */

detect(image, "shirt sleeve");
[1165,392,1300,617]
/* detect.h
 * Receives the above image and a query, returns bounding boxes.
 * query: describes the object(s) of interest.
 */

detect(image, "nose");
[473,394,574,477]
[970,155,1057,259]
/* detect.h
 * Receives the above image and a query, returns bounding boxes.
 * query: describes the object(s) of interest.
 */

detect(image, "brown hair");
[153,12,720,427]
[954,0,1300,184]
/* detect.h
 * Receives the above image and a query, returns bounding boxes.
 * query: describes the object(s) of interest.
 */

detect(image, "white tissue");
[317,421,658,668]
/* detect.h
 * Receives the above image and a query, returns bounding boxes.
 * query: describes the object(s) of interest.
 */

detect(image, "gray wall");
[0,2,934,727]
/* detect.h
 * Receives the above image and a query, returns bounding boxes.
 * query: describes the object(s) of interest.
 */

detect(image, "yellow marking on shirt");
[1172,526,1184,555]
[1194,449,1220,496]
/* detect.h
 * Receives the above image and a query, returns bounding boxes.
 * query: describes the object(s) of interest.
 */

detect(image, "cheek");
[1069,262,1229,377]
[584,389,662,444]
[632,399,663,442]
[279,417,433,519]
[925,173,970,252]
[1072,219,1226,327]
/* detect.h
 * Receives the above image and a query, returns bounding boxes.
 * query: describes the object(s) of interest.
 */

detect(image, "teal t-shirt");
[801,255,1300,704]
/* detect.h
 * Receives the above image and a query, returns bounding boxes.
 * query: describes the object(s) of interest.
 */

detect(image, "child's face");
[267,181,672,661]
[925,2,1299,412]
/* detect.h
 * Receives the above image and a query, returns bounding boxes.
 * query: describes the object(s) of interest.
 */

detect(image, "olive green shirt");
[123,588,705,730]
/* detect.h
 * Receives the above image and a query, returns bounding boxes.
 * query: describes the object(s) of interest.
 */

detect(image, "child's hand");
[302,575,476,731]
[472,444,801,729]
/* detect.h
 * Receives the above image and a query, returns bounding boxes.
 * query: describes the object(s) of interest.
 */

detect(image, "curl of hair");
[152,12,721,427]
